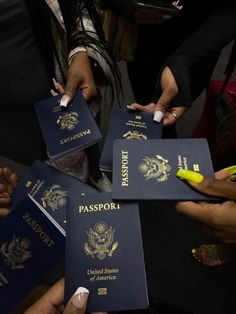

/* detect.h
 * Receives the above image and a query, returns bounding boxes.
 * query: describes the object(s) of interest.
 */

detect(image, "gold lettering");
[121,150,129,186]
[95,275,116,281]
[183,157,188,169]
[78,203,120,213]
[104,268,119,274]
[22,212,55,248]
[87,268,104,275]
[59,129,91,145]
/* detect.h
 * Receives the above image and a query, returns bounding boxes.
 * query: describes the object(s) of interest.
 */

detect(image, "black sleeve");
[153,7,236,107]
[96,0,135,18]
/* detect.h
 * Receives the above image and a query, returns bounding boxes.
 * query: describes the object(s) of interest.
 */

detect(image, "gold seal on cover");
[138,154,171,182]
[0,235,32,270]
[84,222,118,260]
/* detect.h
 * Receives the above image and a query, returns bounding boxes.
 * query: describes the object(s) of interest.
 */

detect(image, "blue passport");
[65,192,149,312]
[112,138,218,201]
[34,91,102,159]
[0,196,64,313]
[100,108,163,172]
[11,160,98,235]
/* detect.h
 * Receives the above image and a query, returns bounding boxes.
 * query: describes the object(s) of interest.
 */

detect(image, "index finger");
[176,169,236,201]
[176,201,218,225]
[191,176,236,201]
[25,278,64,314]
[153,66,178,121]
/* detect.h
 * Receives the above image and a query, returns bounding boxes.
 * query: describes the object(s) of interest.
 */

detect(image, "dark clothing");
[97,0,135,18]
[0,0,113,166]
[0,0,51,164]
[153,3,236,106]
[100,0,222,105]
[113,201,236,314]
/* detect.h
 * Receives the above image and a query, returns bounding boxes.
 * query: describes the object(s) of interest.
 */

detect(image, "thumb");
[64,287,89,314]
[176,169,236,200]
[60,71,81,108]
[127,102,153,113]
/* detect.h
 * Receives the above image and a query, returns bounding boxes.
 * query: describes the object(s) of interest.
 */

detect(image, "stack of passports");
[34,90,102,160]
[0,196,65,313]
[100,108,163,172]
[12,160,98,235]
[1,161,98,312]
[112,138,217,201]
[65,192,149,312]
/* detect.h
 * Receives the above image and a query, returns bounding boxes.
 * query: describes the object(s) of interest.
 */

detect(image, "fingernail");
[176,169,204,184]
[223,165,236,175]
[126,105,136,111]
[60,95,70,108]
[71,287,89,309]
[50,89,58,96]
[223,165,236,182]
[153,111,164,122]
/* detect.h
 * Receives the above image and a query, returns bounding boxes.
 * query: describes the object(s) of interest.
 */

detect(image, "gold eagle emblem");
[0,235,32,270]
[41,185,67,211]
[84,222,118,260]
[138,154,171,182]
[57,112,79,130]
[123,130,147,140]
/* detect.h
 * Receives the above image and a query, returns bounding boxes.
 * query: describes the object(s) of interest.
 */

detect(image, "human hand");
[53,52,97,107]
[25,278,107,314]
[127,66,187,126]
[0,167,18,218]
[176,166,236,243]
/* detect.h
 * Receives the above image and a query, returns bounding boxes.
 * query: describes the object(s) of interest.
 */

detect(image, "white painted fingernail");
[60,95,70,107]
[153,111,164,122]
[52,78,59,89]
[50,89,58,96]
[127,105,136,111]
[71,287,89,309]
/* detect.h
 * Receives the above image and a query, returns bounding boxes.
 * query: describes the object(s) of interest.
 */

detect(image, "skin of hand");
[176,168,236,243]
[0,167,18,218]
[54,51,97,106]
[25,278,107,314]
[128,66,187,126]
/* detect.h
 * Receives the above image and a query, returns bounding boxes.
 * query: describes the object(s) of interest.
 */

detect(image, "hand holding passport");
[34,90,102,160]
[65,192,149,312]
[1,96,225,313]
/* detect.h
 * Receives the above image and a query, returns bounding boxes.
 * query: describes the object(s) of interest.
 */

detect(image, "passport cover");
[100,108,163,172]
[65,192,149,312]
[34,90,102,159]
[0,196,65,313]
[112,138,218,201]
[11,160,98,235]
